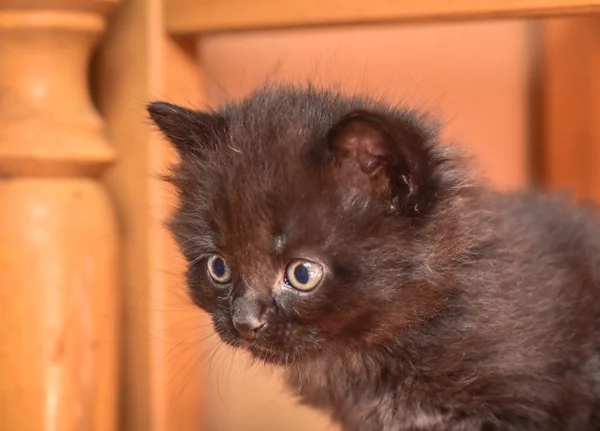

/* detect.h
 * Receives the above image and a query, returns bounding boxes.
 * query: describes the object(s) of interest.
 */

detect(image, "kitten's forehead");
[212,153,329,255]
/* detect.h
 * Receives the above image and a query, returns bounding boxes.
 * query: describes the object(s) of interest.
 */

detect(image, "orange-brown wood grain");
[1,181,118,431]
[0,1,119,431]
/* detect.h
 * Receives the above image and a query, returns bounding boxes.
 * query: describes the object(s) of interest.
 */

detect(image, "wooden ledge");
[0,0,117,15]
[166,0,600,34]
[0,11,105,31]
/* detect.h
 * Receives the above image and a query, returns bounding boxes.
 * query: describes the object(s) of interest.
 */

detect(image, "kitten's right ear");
[147,101,226,155]
[326,109,439,215]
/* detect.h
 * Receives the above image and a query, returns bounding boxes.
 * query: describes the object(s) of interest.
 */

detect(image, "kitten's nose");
[232,316,265,340]
[232,293,266,340]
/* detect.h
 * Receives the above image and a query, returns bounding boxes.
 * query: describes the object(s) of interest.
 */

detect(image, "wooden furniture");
[1,1,599,430]
[0,1,119,430]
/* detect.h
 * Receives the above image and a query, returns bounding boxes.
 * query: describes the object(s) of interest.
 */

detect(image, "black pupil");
[212,258,226,278]
[294,264,310,285]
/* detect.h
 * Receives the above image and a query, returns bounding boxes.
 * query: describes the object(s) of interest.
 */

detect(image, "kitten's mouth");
[212,316,318,365]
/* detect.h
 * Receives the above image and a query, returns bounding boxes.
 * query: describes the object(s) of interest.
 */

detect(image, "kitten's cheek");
[186,287,210,309]
[187,287,224,314]
[211,312,243,347]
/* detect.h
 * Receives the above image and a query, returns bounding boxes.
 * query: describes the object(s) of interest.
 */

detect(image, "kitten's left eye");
[285,259,323,292]
[206,254,231,284]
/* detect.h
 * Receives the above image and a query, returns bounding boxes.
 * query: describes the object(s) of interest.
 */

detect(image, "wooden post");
[537,16,600,202]
[94,0,206,430]
[0,1,119,431]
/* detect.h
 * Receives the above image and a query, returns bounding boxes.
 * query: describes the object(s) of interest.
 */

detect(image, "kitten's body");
[289,191,600,430]
[148,85,600,430]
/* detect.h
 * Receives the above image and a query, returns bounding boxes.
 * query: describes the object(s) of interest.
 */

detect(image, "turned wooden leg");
[0,1,119,430]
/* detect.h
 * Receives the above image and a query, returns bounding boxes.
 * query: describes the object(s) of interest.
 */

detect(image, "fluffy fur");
[148,84,600,431]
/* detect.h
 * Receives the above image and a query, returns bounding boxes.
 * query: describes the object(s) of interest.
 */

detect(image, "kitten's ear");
[327,110,433,212]
[147,101,226,155]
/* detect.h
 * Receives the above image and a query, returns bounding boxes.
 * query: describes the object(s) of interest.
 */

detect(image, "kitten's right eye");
[206,254,231,284]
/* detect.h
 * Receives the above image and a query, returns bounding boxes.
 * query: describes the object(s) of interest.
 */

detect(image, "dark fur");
[147,84,600,431]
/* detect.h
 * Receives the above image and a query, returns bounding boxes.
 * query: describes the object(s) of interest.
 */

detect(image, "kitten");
[147,84,600,431]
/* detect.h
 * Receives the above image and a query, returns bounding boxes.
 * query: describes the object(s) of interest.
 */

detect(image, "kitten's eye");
[285,259,323,292]
[206,255,231,284]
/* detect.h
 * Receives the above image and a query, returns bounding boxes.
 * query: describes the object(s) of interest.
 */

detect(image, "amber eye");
[206,255,231,284]
[285,259,323,292]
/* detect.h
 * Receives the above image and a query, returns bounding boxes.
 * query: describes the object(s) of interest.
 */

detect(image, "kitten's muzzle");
[232,292,266,340]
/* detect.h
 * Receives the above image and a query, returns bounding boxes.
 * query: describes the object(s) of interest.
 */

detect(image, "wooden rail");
[166,0,600,33]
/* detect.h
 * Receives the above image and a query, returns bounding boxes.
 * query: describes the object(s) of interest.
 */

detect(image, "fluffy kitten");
[147,85,600,431]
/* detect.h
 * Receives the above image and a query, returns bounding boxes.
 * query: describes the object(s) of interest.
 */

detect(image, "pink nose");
[232,291,267,339]
[232,316,265,340]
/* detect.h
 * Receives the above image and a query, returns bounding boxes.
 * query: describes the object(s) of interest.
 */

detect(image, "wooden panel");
[167,0,600,33]
[0,1,119,431]
[537,16,600,202]
[93,0,206,430]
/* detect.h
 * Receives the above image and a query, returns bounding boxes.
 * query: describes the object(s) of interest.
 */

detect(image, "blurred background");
[2,1,599,431]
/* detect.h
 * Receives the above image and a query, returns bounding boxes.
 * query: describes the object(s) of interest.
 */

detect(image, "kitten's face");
[148,87,456,365]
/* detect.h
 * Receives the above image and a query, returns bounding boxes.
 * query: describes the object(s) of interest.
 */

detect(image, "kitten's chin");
[246,344,303,366]
[212,330,281,363]
[218,334,308,366]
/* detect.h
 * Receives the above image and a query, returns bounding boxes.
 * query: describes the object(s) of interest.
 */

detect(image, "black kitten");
[147,85,600,431]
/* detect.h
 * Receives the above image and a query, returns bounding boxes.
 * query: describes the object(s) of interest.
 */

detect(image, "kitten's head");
[148,85,471,365]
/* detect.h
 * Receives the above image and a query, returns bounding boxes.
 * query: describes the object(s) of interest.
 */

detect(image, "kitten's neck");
[283,337,447,431]
[282,289,471,425]
[284,324,447,399]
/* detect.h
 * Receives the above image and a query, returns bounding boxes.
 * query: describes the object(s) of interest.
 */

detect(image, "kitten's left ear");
[327,110,436,213]
[147,101,226,155]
